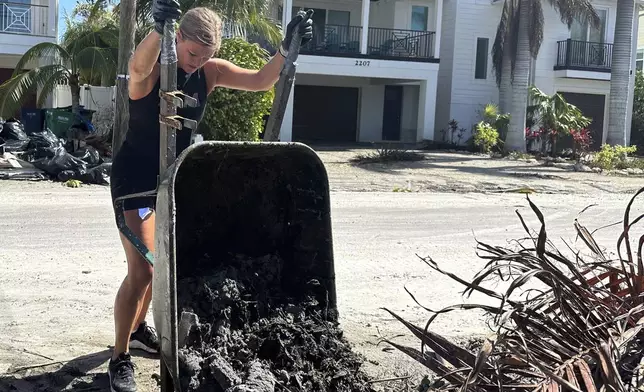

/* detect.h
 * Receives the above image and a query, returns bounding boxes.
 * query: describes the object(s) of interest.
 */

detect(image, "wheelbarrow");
[113,10,337,392]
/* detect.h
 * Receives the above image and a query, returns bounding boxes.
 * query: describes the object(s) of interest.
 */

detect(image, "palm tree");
[492,0,600,152]
[0,26,118,119]
[606,0,636,146]
[124,0,283,46]
[62,0,120,86]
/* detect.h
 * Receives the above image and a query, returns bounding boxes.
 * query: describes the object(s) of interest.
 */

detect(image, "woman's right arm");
[128,0,181,97]
[129,31,162,84]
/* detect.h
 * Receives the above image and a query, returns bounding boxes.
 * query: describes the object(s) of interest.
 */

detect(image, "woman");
[107,2,313,390]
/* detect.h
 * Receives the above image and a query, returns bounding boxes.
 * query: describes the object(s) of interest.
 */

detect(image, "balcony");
[300,24,437,62]
[1,1,50,37]
[554,39,613,73]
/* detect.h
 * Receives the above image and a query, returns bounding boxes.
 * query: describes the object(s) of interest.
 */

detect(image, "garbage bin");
[21,108,45,135]
[45,110,76,138]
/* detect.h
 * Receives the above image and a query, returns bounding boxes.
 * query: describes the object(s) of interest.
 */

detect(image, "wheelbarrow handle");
[262,9,311,141]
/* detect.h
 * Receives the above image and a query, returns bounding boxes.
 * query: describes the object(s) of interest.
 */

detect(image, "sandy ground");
[0,149,642,391]
[316,148,644,194]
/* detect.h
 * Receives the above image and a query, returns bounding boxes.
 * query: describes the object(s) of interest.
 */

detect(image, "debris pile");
[0,117,110,184]
[175,254,374,392]
[386,191,644,391]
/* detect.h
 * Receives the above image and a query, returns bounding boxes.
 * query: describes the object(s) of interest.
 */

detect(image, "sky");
[57,0,76,39]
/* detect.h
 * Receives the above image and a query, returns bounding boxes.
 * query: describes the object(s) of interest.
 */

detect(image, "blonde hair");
[179,7,222,52]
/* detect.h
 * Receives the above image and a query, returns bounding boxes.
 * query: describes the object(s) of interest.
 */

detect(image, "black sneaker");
[129,321,160,354]
[108,352,137,392]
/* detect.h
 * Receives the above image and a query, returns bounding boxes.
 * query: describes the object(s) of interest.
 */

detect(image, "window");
[637,48,644,72]
[411,5,428,31]
[327,10,350,26]
[571,8,607,42]
[0,0,32,34]
[475,38,489,79]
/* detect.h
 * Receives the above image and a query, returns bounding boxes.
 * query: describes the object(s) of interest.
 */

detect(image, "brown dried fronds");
[386,187,644,392]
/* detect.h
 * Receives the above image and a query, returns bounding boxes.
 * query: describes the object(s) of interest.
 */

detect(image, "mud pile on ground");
[175,254,374,392]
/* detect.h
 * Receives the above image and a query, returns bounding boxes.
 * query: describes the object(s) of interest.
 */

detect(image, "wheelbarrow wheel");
[159,357,175,392]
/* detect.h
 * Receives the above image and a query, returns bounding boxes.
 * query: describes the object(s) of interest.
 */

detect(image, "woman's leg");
[113,209,156,359]
[109,208,157,392]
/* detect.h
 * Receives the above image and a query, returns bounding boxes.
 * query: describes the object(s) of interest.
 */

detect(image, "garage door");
[558,92,605,151]
[292,85,358,143]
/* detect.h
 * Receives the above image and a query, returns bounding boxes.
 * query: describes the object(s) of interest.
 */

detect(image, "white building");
[436,0,641,149]
[0,0,58,115]
[274,0,442,144]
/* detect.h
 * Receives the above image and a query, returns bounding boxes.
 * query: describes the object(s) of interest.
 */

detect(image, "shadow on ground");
[0,349,158,392]
[347,151,568,180]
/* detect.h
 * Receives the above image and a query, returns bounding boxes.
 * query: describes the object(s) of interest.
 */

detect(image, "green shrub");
[473,121,499,153]
[591,144,638,170]
[198,38,275,141]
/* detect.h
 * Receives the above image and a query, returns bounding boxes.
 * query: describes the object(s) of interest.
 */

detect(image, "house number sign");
[355,60,371,66]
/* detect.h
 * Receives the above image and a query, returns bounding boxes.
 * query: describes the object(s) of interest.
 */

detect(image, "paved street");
[0,178,640,390]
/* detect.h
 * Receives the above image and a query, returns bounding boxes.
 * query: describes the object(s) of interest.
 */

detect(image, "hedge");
[198,37,275,141]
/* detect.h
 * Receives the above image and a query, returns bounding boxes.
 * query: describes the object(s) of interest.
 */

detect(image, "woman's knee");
[119,209,156,287]
[127,254,154,286]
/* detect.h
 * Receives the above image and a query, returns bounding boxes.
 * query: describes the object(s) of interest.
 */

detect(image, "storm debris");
[176,254,374,392]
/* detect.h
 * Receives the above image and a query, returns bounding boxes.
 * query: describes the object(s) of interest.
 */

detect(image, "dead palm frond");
[387,187,644,391]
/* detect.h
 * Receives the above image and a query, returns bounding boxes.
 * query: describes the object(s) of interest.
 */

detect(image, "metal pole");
[159,20,179,176]
[263,10,311,141]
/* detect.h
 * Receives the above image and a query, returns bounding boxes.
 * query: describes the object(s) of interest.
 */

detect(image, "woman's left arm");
[204,10,313,93]
[205,54,286,93]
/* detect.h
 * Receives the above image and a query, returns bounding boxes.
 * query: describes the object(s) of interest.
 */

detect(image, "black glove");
[152,0,181,35]
[280,9,313,56]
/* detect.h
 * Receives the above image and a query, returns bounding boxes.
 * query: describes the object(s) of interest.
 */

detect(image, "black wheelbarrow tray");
[150,141,338,392]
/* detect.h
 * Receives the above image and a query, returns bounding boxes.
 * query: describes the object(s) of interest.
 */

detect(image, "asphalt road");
[0,180,641,389]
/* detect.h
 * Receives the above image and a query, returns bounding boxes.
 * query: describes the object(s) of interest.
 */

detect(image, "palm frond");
[13,43,71,78]
[387,186,644,391]
[74,46,118,82]
[527,0,544,59]
[492,0,512,87]
[0,64,70,117]
[547,0,600,29]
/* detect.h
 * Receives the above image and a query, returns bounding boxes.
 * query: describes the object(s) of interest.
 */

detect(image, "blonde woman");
[108,3,312,391]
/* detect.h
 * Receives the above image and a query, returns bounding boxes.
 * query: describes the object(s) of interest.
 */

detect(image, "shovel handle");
[262,10,311,141]
[159,19,179,175]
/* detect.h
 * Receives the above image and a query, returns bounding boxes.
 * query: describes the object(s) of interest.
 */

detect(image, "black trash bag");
[28,128,61,150]
[4,138,30,153]
[72,146,102,165]
[77,162,111,185]
[57,162,111,185]
[21,146,57,162]
[31,146,88,178]
[1,119,29,141]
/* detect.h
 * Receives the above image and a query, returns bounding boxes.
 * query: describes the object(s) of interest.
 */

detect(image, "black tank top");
[119,61,209,161]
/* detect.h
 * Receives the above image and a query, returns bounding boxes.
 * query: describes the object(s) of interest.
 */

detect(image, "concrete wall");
[359,85,386,141]
[639,14,644,48]
[298,54,439,79]
[437,0,618,141]
[0,0,57,57]
[434,0,456,133]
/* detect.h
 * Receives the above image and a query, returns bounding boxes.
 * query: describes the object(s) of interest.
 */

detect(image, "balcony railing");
[555,39,613,72]
[1,1,50,36]
[301,24,363,56]
[300,24,436,61]
[367,28,434,60]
